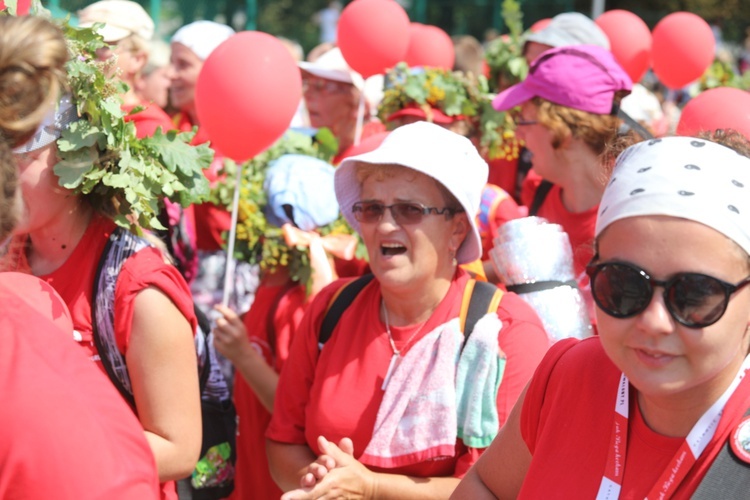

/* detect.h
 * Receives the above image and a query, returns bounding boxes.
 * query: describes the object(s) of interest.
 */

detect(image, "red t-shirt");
[2,215,197,500]
[232,281,308,500]
[124,101,175,139]
[520,337,750,498]
[524,182,597,278]
[0,282,159,499]
[174,112,230,251]
[486,156,520,200]
[267,270,550,478]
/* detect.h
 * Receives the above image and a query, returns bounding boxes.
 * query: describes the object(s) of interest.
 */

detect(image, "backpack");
[92,227,236,500]
[692,405,750,498]
[317,274,503,349]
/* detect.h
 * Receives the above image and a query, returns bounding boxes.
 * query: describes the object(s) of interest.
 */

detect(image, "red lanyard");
[597,356,750,499]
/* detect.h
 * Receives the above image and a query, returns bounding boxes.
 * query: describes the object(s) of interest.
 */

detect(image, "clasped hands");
[282,436,377,500]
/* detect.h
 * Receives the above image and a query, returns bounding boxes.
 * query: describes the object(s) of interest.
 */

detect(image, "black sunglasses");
[586,261,750,328]
[352,201,463,225]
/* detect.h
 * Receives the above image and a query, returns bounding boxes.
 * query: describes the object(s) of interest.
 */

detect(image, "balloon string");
[222,162,244,308]
[354,90,365,146]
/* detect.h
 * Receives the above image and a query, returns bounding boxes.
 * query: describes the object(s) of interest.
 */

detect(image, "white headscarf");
[596,136,750,255]
[171,20,235,61]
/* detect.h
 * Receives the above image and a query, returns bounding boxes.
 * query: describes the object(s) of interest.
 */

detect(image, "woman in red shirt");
[453,133,750,498]
[1,24,204,500]
[266,122,550,498]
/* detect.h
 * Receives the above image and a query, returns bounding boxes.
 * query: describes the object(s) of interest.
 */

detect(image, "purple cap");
[492,45,632,115]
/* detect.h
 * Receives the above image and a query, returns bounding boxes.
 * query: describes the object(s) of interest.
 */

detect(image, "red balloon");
[596,10,652,83]
[337,0,410,78]
[0,273,73,334]
[677,87,750,140]
[530,18,551,33]
[195,31,302,162]
[404,23,455,70]
[651,12,715,89]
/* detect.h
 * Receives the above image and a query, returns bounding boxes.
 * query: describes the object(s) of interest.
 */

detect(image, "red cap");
[386,104,461,124]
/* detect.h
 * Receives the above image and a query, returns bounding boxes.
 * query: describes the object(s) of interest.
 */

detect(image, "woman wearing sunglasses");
[452,133,750,498]
[266,121,550,498]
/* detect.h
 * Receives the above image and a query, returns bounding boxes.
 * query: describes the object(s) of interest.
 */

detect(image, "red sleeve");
[113,247,198,354]
[272,286,309,371]
[520,338,579,454]
[494,292,551,427]
[491,197,522,233]
[266,278,351,445]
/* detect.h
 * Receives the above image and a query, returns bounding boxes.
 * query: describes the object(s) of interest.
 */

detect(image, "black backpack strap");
[613,102,654,141]
[194,304,212,392]
[460,280,504,349]
[92,227,150,407]
[528,179,554,217]
[318,274,374,348]
[507,279,578,295]
[692,406,750,498]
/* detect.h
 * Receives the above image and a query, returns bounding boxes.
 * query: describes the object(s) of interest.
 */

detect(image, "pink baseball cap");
[492,45,632,115]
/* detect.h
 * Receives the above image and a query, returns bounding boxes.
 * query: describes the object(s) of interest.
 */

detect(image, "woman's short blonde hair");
[534,95,625,155]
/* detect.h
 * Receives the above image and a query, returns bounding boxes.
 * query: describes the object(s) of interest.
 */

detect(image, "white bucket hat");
[336,121,488,264]
[299,47,365,89]
[78,0,155,42]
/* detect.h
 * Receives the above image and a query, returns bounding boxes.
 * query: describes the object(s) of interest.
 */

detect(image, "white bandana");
[596,136,750,255]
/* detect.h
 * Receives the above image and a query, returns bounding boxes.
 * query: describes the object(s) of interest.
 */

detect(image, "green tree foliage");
[579,0,749,41]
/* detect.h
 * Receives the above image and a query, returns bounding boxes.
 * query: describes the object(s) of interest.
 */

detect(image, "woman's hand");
[213,304,280,413]
[213,304,253,363]
[282,436,376,500]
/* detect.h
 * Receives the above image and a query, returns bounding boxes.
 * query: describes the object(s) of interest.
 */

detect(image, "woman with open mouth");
[266,121,551,499]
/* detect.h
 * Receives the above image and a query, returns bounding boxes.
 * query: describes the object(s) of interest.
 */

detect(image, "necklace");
[381,299,431,389]
[382,300,430,356]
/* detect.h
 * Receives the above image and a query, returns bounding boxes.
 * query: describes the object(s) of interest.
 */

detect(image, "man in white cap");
[78,0,173,138]
[298,47,384,163]
[523,12,610,64]
[168,21,258,385]
[170,20,235,139]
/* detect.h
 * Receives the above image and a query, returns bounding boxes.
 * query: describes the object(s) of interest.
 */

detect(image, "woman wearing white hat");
[266,121,550,498]
[453,132,750,498]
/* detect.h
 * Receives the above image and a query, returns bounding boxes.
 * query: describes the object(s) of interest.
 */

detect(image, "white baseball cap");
[525,12,610,51]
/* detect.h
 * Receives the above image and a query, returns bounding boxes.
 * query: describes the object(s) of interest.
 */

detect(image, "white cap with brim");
[335,121,488,264]
[299,48,365,90]
[13,95,79,154]
[525,12,610,50]
[78,0,155,42]
[171,20,235,61]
